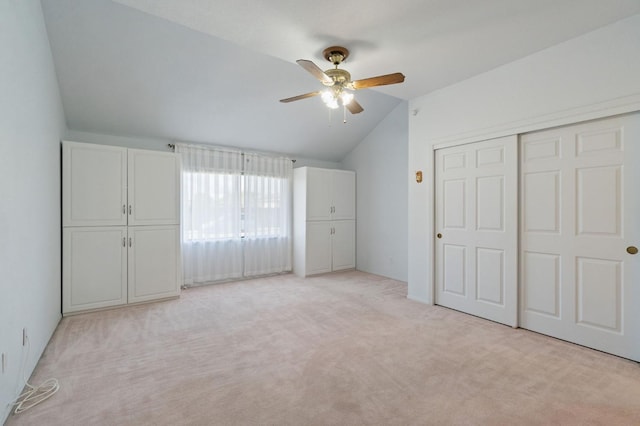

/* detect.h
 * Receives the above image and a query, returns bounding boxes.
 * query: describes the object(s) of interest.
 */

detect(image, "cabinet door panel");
[332,170,356,220]
[63,227,127,313]
[63,142,127,226]
[332,220,356,271]
[128,225,180,303]
[128,150,180,226]
[306,168,332,221]
[306,221,332,275]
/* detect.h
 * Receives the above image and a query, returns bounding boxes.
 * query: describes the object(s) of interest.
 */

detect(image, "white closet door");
[435,136,518,327]
[520,114,639,361]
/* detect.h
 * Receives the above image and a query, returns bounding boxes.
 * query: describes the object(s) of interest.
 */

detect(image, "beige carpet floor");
[6,271,640,426]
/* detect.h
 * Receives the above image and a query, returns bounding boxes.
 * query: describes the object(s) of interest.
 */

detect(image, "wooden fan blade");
[345,99,364,114]
[297,59,334,85]
[351,72,405,90]
[279,91,322,103]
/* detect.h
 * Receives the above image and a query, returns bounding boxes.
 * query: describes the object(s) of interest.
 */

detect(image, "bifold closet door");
[520,114,639,361]
[435,136,518,327]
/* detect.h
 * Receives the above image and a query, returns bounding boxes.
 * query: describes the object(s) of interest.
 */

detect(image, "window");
[182,171,241,241]
[182,172,289,241]
[177,145,292,284]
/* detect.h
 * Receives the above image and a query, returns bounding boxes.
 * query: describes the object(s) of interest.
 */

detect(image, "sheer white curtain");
[177,144,243,285]
[177,144,292,286]
[243,153,292,276]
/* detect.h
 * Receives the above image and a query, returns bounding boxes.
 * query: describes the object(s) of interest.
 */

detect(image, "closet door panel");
[520,114,639,361]
[435,135,518,327]
[522,252,560,318]
[442,244,466,296]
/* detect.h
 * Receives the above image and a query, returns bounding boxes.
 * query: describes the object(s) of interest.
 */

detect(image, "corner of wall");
[340,100,409,282]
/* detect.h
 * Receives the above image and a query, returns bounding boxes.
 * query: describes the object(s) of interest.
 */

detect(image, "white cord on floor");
[12,378,60,414]
[10,335,60,415]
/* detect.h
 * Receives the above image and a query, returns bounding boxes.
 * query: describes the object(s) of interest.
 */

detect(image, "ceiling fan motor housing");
[323,68,351,86]
[320,46,351,87]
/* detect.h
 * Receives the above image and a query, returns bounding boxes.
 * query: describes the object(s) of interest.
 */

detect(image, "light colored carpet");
[6,271,640,425]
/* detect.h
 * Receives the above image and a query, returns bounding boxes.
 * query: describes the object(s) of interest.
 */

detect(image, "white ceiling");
[41,0,640,161]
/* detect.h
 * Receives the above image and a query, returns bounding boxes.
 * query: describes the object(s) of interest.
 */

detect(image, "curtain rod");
[167,143,295,163]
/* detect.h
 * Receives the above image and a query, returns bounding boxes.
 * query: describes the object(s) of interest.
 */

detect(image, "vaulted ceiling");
[41,0,640,161]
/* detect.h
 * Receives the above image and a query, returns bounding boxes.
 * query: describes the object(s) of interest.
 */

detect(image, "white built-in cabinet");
[293,167,356,277]
[62,141,181,314]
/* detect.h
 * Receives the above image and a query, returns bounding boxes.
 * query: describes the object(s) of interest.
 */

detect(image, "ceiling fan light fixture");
[321,90,339,109]
[340,92,354,106]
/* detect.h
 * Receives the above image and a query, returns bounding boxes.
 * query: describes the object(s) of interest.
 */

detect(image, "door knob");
[437,233,442,239]
[627,246,638,255]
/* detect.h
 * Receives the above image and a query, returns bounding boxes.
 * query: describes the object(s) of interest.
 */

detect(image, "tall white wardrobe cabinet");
[293,167,356,277]
[62,141,181,314]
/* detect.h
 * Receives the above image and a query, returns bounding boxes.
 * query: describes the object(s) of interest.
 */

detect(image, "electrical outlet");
[22,328,27,346]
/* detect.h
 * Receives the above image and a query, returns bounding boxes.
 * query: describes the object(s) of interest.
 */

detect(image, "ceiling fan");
[280,46,405,115]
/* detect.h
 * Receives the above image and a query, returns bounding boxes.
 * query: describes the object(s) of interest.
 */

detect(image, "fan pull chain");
[343,105,347,123]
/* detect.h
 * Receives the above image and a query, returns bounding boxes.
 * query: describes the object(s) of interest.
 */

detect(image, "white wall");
[407,14,640,303]
[342,102,408,282]
[0,0,67,422]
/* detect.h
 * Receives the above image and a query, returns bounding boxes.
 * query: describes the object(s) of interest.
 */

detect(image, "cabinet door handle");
[128,237,132,247]
[128,205,132,215]
[122,237,126,247]
[122,204,126,214]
